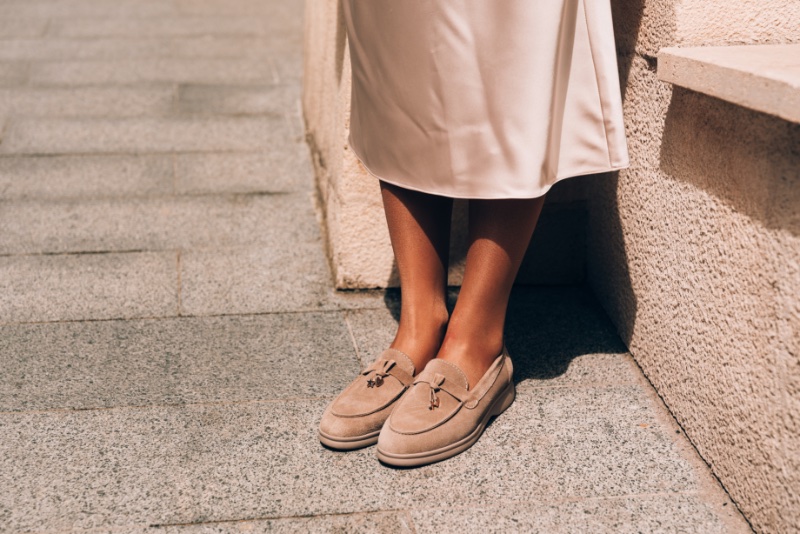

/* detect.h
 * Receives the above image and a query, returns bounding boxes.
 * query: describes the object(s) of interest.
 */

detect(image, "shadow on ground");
[383,285,628,383]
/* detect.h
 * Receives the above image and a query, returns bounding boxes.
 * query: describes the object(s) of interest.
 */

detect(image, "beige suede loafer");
[319,348,416,450]
[376,347,515,467]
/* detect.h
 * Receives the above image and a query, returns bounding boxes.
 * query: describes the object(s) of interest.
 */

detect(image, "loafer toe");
[318,348,416,450]
[376,347,515,467]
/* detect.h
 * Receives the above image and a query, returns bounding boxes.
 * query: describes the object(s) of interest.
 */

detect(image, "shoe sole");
[319,429,380,450]
[375,382,515,467]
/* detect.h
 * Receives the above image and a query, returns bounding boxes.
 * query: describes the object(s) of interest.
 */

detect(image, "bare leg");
[380,181,453,371]
[437,195,546,388]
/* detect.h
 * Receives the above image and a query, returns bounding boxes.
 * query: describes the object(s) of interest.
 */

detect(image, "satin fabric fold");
[342,0,630,199]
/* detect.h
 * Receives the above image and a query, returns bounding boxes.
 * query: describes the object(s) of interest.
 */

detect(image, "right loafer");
[318,348,416,450]
[376,347,515,467]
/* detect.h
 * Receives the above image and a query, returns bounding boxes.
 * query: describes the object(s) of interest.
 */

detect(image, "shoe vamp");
[388,384,465,435]
[330,376,406,417]
[320,402,393,439]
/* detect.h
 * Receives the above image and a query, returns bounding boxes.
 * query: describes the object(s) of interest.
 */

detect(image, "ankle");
[391,307,449,371]
[436,333,504,389]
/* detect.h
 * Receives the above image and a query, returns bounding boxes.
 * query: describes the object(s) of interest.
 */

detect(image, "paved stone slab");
[344,289,451,368]
[505,287,638,389]
[174,151,312,195]
[0,385,701,532]
[344,307,399,369]
[175,84,299,117]
[0,312,358,411]
[410,495,747,534]
[0,61,28,86]
[0,154,173,201]
[271,52,303,84]
[0,116,296,155]
[0,18,48,38]
[28,59,277,86]
[180,243,388,317]
[155,512,414,533]
[0,193,318,255]
[1,0,176,19]
[0,251,177,323]
[174,0,300,20]
[50,16,266,38]
[0,36,275,62]
[0,87,174,118]
[179,244,337,316]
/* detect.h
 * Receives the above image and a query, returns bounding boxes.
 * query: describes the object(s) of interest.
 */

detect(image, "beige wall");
[589,1,800,532]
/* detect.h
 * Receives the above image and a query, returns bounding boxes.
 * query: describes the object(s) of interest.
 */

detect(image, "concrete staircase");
[0,1,750,532]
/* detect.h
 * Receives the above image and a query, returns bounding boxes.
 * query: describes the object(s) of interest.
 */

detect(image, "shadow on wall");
[661,87,800,236]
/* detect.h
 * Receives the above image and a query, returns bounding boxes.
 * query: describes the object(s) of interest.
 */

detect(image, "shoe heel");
[491,383,516,416]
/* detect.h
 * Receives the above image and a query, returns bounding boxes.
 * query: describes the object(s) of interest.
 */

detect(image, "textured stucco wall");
[302,0,591,289]
[589,1,800,532]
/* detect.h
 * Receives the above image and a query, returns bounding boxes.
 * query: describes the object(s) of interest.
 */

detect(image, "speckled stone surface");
[346,287,639,387]
[180,246,388,316]
[344,306,399,369]
[48,17,265,39]
[174,151,313,196]
[0,384,738,532]
[28,59,277,86]
[0,17,47,38]
[174,84,298,118]
[0,252,178,323]
[505,287,639,389]
[0,154,173,201]
[0,86,173,118]
[2,1,175,19]
[0,61,28,85]
[155,512,414,533]
[0,312,358,411]
[0,117,291,155]
[0,36,276,62]
[0,193,320,255]
[410,495,742,534]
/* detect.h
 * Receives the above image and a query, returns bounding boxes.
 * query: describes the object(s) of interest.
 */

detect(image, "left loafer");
[376,347,515,467]
[319,348,416,450]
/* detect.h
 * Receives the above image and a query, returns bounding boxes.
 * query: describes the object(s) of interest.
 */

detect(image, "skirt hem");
[347,136,630,200]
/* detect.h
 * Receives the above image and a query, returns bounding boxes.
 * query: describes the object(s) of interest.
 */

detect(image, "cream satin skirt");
[341,0,630,199]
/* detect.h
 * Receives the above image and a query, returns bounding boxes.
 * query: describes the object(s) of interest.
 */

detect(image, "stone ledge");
[657,44,800,124]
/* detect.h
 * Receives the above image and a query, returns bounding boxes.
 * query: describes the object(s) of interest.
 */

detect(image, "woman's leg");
[380,181,453,371]
[437,195,546,388]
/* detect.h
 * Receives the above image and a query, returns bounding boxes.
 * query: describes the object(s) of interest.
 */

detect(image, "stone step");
[0,36,280,62]
[27,58,279,86]
[0,251,177,323]
[0,311,360,411]
[0,86,174,118]
[48,16,267,38]
[0,194,320,255]
[0,116,295,154]
[0,385,733,532]
[0,152,312,201]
